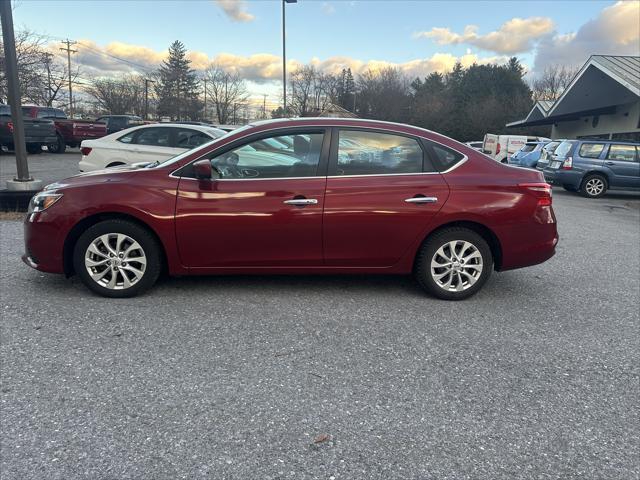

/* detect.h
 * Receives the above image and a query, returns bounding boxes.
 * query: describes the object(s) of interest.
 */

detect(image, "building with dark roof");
[507,55,640,141]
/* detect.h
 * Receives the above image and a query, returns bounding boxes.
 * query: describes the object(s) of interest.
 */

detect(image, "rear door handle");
[284,198,318,206]
[405,196,438,204]
[605,161,615,165]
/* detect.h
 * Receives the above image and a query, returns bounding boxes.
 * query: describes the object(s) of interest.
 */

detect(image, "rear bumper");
[25,135,57,145]
[543,168,582,188]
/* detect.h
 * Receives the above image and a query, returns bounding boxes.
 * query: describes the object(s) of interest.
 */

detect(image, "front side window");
[579,143,604,159]
[336,130,423,175]
[209,132,324,179]
[134,127,171,147]
[607,144,637,162]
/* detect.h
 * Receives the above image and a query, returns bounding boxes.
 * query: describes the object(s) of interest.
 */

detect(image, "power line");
[60,39,77,116]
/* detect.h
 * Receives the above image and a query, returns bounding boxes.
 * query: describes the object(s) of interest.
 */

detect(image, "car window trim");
[327,126,437,177]
[172,126,333,180]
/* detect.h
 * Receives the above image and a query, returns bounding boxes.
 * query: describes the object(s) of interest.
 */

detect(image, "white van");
[483,134,550,163]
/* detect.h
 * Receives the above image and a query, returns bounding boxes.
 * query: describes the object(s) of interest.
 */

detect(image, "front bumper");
[23,212,67,274]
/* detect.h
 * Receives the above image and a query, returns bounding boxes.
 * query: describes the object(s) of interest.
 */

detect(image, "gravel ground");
[1,190,639,479]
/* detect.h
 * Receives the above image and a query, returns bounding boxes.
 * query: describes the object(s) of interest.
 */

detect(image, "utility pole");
[282,0,297,115]
[42,53,54,106]
[144,78,155,120]
[0,0,42,190]
[262,94,267,119]
[60,39,77,116]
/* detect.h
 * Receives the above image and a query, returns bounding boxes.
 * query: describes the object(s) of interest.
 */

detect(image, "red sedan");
[23,118,558,300]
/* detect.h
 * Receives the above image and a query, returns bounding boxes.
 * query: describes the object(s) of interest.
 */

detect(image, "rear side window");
[117,131,134,144]
[54,109,66,119]
[553,141,574,158]
[175,128,211,148]
[336,130,426,175]
[135,127,171,147]
[428,142,464,171]
[607,144,637,162]
[521,144,536,153]
[579,143,604,159]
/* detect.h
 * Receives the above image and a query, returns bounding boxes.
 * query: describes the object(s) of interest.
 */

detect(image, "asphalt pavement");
[0,149,80,187]
[1,190,639,479]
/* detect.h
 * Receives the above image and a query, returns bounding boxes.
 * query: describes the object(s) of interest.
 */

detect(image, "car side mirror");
[193,159,220,180]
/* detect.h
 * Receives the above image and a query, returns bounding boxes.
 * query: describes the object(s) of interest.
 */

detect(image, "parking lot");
[1,151,638,479]
[0,150,81,187]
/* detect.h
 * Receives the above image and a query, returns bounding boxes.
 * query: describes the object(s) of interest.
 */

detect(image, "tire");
[415,227,493,300]
[48,134,66,154]
[580,174,607,198]
[73,219,162,298]
[26,144,42,154]
[563,184,578,192]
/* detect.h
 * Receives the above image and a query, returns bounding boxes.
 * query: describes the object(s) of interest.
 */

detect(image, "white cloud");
[532,0,640,73]
[415,17,555,54]
[322,2,335,15]
[214,0,255,22]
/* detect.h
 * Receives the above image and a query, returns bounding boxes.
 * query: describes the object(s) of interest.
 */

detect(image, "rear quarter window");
[607,144,637,162]
[578,143,605,159]
[427,142,465,171]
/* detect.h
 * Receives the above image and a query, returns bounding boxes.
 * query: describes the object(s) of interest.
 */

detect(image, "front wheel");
[415,227,493,300]
[73,219,162,298]
[580,174,607,198]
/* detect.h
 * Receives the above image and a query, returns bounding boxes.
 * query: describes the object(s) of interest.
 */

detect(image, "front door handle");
[605,161,615,166]
[405,196,438,204]
[284,198,318,206]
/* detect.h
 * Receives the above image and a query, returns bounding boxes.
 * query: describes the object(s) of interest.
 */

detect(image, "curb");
[0,190,35,212]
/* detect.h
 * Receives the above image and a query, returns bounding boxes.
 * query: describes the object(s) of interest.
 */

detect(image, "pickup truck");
[95,115,144,135]
[21,106,107,154]
[0,105,58,154]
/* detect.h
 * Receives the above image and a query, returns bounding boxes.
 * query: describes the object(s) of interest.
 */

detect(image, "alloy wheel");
[430,240,483,292]
[585,178,605,197]
[84,233,147,290]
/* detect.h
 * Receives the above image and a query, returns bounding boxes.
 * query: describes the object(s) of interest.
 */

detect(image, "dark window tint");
[134,127,171,147]
[0,105,10,116]
[175,128,212,148]
[429,143,464,171]
[337,130,424,175]
[208,132,324,179]
[110,117,128,128]
[607,144,637,162]
[578,143,604,158]
[54,109,66,119]
[35,108,54,119]
[21,107,35,118]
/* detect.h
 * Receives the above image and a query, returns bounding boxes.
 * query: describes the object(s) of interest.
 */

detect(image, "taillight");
[7,121,13,133]
[519,182,552,206]
[80,147,92,156]
[562,156,573,170]
[496,143,501,154]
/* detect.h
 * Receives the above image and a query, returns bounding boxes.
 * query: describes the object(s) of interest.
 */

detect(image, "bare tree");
[357,67,410,121]
[85,75,146,115]
[531,64,580,102]
[203,64,249,124]
[288,65,340,116]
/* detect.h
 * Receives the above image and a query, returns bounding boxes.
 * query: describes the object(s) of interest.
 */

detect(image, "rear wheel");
[415,227,493,300]
[73,219,162,298]
[580,174,607,198]
[48,134,66,154]
[26,144,42,154]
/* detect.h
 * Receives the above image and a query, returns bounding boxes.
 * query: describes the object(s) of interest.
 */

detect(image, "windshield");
[520,144,536,153]
[0,105,10,116]
[147,124,253,169]
[554,141,574,158]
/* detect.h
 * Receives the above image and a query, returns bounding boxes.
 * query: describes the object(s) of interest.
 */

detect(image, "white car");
[79,123,227,172]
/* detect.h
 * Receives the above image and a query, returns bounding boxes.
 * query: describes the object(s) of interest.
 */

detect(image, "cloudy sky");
[12,0,640,108]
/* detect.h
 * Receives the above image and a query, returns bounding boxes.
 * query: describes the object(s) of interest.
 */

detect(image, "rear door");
[603,144,640,188]
[125,127,181,163]
[323,128,449,267]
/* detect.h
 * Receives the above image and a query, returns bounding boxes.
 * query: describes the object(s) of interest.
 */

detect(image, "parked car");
[79,123,227,171]
[24,118,558,300]
[509,141,548,168]
[95,115,144,135]
[465,141,483,151]
[543,139,640,198]
[21,105,107,154]
[483,134,550,163]
[0,105,57,154]
[536,140,563,170]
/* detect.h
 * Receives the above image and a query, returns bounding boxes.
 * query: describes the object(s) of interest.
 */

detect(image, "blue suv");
[543,139,640,198]
[509,141,548,168]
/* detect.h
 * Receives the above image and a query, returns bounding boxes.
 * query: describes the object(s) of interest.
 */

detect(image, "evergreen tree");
[155,40,201,120]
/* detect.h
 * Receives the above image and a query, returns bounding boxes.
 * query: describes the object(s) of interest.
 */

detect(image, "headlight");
[28,192,63,214]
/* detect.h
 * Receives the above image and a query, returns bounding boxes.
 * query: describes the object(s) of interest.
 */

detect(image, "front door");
[175,129,330,268]
[323,128,450,267]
